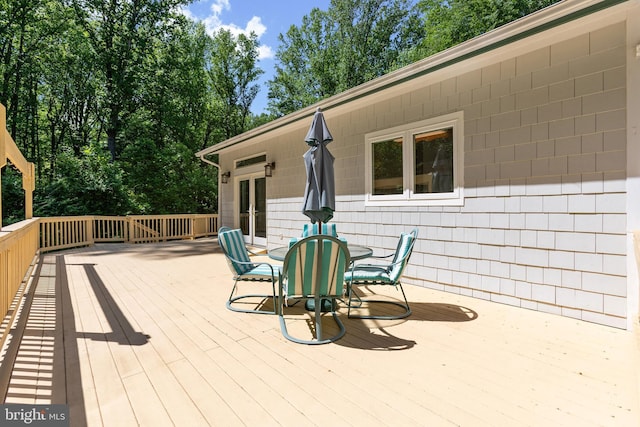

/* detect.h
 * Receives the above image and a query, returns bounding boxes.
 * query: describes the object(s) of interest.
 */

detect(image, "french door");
[237,174,267,246]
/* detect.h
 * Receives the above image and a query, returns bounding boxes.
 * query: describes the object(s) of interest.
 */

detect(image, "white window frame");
[365,111,464,206]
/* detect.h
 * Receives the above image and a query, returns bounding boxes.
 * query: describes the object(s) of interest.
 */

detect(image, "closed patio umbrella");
[302,107,335,225]
[302,107,336,313]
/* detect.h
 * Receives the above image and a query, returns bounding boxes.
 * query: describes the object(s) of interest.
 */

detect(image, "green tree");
[39,5,100,181]
[0,0,68,161]
[268,0,423,116]
[69,0,190,161]
[206,29,263,140]
[1,166,25,224]
[35,143,133,216]
[267,8,337,115]
[330,0,423,88]
[408,0,560,60]
[120,20,218,214]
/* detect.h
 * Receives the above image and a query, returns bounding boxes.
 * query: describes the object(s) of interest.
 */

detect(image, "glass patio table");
[268,243,373,262]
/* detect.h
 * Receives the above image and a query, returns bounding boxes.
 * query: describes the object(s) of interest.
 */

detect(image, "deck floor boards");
[1,238,638,426]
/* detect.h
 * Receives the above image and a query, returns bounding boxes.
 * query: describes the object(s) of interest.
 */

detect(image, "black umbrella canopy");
[302,108,335,224]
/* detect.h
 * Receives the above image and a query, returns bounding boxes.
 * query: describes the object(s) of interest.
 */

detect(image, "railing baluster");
[34,214,218,252]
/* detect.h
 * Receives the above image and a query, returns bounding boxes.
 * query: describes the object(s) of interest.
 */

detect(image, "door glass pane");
[414,128,453,194]
[254,177,267,238]
[372,138,403,195]
[239,179,250,235]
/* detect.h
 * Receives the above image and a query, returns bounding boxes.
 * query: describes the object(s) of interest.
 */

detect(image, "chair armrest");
[224,255,255,266]
[350,263,388,269]
[226,254,278,270]
[230,256,281,279]
[255,261,281,278]
[348,251,393,269]
[348,263,392,274]
[367,253,394,260]
[350,254,406,274]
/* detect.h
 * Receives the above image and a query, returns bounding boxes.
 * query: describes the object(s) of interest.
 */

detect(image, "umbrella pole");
[314,221,323,339]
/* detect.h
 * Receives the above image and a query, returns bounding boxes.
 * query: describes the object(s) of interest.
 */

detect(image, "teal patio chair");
[278,234,351,344]
[219,225,262,256]
[218,228,279,315]
[346,228,418,320]
[218,226,232,234]
[289,223,338,248]
[302,222,337,237]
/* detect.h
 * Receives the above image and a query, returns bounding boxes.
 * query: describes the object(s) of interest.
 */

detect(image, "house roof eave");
[195,0,628,159]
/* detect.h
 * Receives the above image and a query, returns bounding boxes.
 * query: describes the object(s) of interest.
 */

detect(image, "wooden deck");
[1,238,639,426]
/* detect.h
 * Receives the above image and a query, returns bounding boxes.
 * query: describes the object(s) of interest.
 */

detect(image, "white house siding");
[218,5,638,329]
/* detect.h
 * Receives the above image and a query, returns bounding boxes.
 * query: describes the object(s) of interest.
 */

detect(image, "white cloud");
[258,45,274,61]
[190,1,274,60]
[210,0,230,16]
[246,16,267,38]
[178,6,196,21]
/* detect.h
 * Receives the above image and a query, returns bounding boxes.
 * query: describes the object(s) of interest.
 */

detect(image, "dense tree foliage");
[1,0,264,222]
[69,0,191,161]
[207,29,263,140]
[1,0,561,224]
[268,0,560,116]
[268,0,424,116]
[407,0,560,60]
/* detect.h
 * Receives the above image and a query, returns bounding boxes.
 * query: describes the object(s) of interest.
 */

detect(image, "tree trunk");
[107,128,117,162]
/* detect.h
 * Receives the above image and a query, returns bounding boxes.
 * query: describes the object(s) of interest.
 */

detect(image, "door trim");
[234,172,267,247]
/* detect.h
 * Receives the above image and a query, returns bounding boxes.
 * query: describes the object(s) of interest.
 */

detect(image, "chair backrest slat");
[283,235,349,298]
[301,223,337,237]
[291,223,339,248]
[218,228,253,275]
[389,229,418,282]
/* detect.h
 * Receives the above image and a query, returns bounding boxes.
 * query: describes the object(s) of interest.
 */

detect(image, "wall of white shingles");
[220,15,635,328]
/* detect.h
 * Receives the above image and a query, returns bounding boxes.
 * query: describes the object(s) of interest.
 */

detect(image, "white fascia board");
[195,0,629,158]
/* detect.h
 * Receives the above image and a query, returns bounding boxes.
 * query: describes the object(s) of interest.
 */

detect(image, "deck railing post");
[0,105,6,231]
[1,104,35,225]
[22,163,34,219]
[87,216,95,246]
[0,173,2,231]
[127,216,134,244]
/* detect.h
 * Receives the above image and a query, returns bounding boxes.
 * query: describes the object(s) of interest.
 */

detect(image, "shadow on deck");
[0,238,637,426]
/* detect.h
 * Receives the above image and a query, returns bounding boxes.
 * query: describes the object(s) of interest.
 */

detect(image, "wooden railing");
[39,216,94,252]
[0,219,39,346]
[39,214,219,252]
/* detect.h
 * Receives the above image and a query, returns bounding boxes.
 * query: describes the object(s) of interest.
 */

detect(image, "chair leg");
[226,278,277,315]
[315,295,322,342]
[347,283,411,320]
[346,284,363,318]
[279,297,346,345]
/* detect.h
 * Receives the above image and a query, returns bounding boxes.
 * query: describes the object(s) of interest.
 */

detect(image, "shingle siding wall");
[256,21,630,328]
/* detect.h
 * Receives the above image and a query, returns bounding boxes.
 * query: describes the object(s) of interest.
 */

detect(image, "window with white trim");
[365,111,464,206]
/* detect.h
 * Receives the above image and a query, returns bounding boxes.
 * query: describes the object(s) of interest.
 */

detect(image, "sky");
[183,0,332,114]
